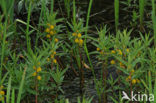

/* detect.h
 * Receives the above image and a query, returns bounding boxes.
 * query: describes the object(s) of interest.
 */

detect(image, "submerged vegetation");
[0,0,156,103]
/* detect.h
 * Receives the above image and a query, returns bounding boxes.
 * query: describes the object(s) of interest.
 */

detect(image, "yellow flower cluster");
[126,69,140,84]
[111,48,130,55]
[111,50,116,54]
[110,60,115,65]
[0,85,5,101]
[119,62,125,68]
[32,64,42,80]
[117,49,123,55]
[47,50,57,64]
[45,24,56,39]
[132,79,140,84]
[96,47,105,55]
[72,32,84,46]
[55,38,59,43]
[110,48,130,68]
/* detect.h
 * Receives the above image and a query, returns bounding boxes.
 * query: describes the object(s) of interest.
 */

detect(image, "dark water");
[91,0,114,26]
[63,59,117,103]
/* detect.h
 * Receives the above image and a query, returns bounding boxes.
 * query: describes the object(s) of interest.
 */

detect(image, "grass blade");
[114,0,119,32]
[11,89,15,103]
[6,76,12,103]
[152,0,156,46]
[17,67,27,103]
[139,0,145,29]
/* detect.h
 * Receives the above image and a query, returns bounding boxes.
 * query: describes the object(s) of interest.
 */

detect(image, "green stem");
[0,21,7,80]
[114,0,119,32]
[139,0,145,30]
[26,1,32,52]
[73,0,76,24]
[152,0,156,47]
[51,0,54,14]
[84,0,96,80]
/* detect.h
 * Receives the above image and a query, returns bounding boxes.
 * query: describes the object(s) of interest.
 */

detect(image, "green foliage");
[0,0,156,103]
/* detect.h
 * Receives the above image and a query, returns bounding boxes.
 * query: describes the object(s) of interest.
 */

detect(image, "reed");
[139,0,145,30]
[17,67,27,103]
[64,0,71,18]
[26,1,32,53]
[152,0,156,46]
[6,77,12,103]
[51,0,54,15]
[114,0,119,32]
[84,0,96,79]
[73,0,76,24]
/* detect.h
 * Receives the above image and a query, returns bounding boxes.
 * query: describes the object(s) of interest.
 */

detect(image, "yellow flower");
[75,38,79,43]
[37,76,41,80]
[50,31,54,35]
[118,50,122,55]
[126,77,129,82]
[128,75,131,80]
[77,33,82,38]
[53,31,56,34]
[132,79,137,84]
[51,54,54,59]
[37,67,42,72]
[96,48,100,51]
[79,39,83,46]
[110,60,115,64]
[111,50,116,54]
[0,86,4,89]
[53,59,57,64]
[131,69,135,74]
[126,75,131,81]
[120,62,125,68]
[55,38,59,42]
[100,51,103,54]
[33,66,36,70]
[53,51,56,55]
[45,28,50,33]
[0,91,4,95]
[50,25,54,29]
[119,62,123,66]
[47,23,50,26]
[137,79,140,83]
[46,34,51,38]
[126,48,130,53]
[47,58,50,62]
[72,33,77,36]
[32,72,37,76]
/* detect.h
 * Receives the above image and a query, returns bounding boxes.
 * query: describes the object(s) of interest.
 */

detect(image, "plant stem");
[84,0,96,82]
[35,70,38,103]
[139,0,145,31]
[35,79,38,103]
[114,0,119,32]
[152,0,156,47]
[26,1,32,52]
[73,0,76,24]
[102,61,107,103]
[51,0,54,14]
[79,47,84,96]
